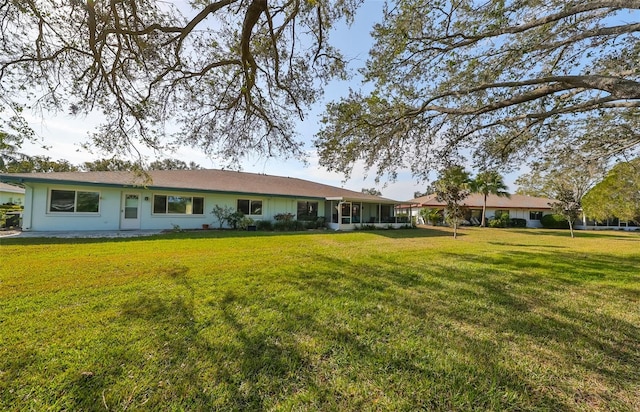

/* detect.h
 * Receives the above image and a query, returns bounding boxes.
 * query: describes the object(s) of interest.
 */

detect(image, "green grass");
[1,227,639,411]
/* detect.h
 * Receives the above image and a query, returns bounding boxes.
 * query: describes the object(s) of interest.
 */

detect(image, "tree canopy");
[0,0,358,165]
[582,159,640,223]
[316,1,640,180]
[470,170,510,227]
[434,165,471,238]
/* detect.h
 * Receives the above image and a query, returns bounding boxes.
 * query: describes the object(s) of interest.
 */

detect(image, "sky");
[20,1,520,201]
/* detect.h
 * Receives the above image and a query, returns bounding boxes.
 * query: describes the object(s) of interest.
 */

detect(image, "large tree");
[0,1,358,165]
[582,159,640,223]
[515,154,606,201]
[470,170,510,227]
[316,1,640,180]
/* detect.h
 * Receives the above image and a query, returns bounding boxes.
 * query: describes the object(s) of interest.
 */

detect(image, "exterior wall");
[0,190,24,205]
[409,206,550,228]
[23,182,326,232]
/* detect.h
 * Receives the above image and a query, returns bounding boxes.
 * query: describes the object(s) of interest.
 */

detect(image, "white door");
[120,193,141,230]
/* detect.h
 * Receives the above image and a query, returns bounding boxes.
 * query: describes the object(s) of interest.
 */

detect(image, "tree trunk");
[481,194,487,227]
[569,220,575,238]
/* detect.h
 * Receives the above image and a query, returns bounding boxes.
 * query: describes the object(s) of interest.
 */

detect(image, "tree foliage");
[361,187,382,196]
[2,155,79,173]
[549,187,582,238]
[582,159,640,223]
[434,165,471,238]
[316,1,640,180]
[0,0,359,165]
[470,170,510,227]
[515,154,606,200]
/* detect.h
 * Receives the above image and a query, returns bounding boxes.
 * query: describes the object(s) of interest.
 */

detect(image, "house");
[0,169,403,232]
[399,193,554,228]
[0,182,25,206]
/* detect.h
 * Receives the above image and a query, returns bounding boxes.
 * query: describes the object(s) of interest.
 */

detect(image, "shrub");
[541,214,570,229]
[238,216,255,231]
[211,204,234,229]
[274,212,295,222]
[274,220,299,231]
[226,211,246,229]
[510,218,527,228]
[256,220,273,231]
[488,214,510,228]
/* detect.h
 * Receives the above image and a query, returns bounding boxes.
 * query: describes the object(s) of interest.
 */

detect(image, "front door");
[120,193,141,230]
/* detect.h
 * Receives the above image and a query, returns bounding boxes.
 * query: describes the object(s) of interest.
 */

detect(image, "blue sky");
[21,1,521,201]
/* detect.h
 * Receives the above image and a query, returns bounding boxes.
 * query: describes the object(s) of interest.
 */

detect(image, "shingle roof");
[0,182,25,194]
[0,169,398,203]
[403,193,554,209]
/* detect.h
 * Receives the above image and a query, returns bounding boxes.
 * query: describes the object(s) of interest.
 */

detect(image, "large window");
[237,199,262,215]
[529,211,543,221]
[297,201,318,221]
[49,189,100,213]
[153,195,204,215]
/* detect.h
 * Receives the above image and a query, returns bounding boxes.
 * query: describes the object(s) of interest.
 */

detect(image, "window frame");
[48,189,101,214]
[297,201,319,221]
[529,211,543,221]
[237,198,263,216]
[152,194,205,215]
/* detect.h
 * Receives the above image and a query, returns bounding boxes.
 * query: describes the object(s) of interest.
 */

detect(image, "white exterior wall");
[410,206,549,228]
[0,190,24,205]
[23,182,325,232]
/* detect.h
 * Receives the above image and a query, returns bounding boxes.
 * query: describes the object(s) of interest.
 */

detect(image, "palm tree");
[471,171,510,227]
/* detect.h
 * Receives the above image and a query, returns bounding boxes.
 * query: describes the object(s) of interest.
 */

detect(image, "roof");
[401,193,554,210]
[0,169,398,203]
[0,182,25,194]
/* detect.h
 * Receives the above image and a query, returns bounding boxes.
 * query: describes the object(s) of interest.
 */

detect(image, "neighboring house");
[0,169,402,232]
[0,182,25,206]
[578,216,639,231]
[399,193,554,228]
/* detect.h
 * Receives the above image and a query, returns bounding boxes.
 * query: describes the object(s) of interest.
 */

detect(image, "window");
[153,195,204,215]
[49,189,99,213]
[237,199,262,215]
[529,211,543,220]
[297,201,318,221]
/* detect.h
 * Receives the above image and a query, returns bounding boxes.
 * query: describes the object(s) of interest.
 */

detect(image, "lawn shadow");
[510,228,640,240]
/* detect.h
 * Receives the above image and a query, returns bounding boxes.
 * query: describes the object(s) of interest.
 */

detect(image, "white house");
[0,182,25,206]
[399,193,554,228]
[0,169,403,232]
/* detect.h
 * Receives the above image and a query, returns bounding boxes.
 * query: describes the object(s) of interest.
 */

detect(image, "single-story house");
[399,193,555,228]
[0,182,25,206]
[0,169,403,232]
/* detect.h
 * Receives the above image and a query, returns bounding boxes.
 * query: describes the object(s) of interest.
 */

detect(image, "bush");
[256,220,273,231]
[541,214,570,229]
[274,220,301,231]
[510,218,527,228]
[488,214,510,228]
[226,211,246,229]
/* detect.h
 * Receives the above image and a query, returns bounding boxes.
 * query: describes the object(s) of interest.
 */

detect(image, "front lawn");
[1,228,638,411]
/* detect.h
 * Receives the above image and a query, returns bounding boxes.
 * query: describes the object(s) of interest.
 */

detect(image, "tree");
[515,154,606,201]
[82,158,137,172]
[470,171,510,227]
[211,204,234,229]
[1,1,357,165]
[582,159,640,223]
[434,165,471,239]
[316,1,640,181]
[413,186,435,199]
[3,156,78,173]
[361,187,382,196]
[149,159,202,170]
[549,187,582,238]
